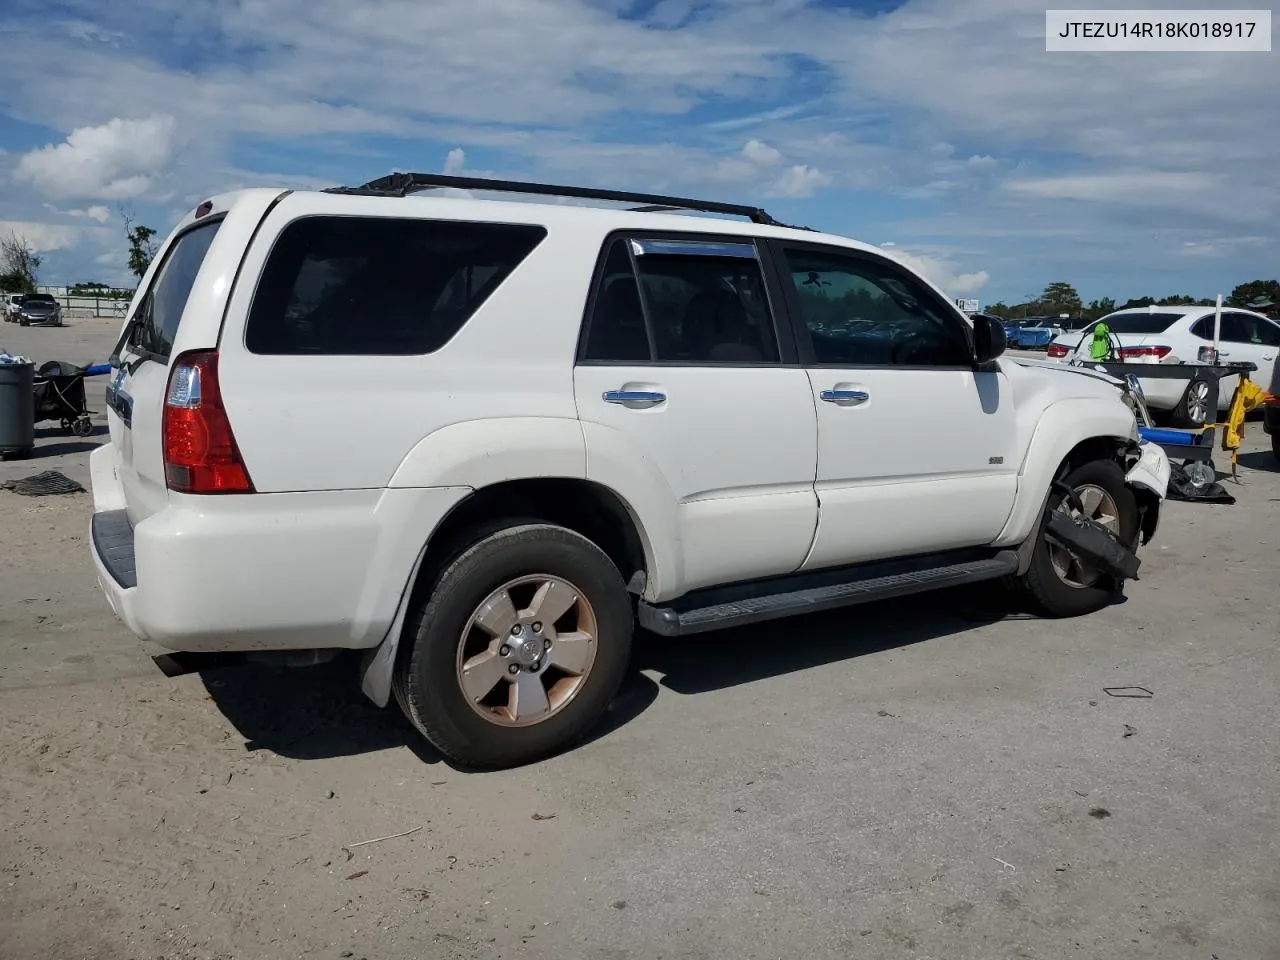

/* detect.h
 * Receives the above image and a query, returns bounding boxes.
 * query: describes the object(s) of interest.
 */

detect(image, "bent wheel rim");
[456,575,598,728]
[1048,483,1120,589]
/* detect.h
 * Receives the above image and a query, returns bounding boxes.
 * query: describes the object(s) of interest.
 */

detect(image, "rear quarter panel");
[214,193,604,493]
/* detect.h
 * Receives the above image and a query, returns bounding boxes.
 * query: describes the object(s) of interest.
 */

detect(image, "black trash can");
[0,360,36,459]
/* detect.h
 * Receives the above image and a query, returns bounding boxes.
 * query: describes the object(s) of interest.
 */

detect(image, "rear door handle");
[603,389,666,407]
[820,389,869,405]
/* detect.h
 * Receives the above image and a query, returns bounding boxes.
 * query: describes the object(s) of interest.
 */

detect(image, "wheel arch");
[996,397,1145,557]
[360,476,654,707]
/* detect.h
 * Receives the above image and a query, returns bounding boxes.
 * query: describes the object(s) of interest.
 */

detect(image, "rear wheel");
[1170,377,1213,429]
[395,522,633,769]
[1018,460,1138,618]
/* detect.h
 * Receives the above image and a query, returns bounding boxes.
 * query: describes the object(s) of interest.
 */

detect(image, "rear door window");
[244,216,546,355]
[129,219,222,360]
[579,237,781,364]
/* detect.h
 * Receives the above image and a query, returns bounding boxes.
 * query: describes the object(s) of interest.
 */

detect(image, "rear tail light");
[1117,345,1172,361]
[162,350,254,494]
[1046,343,1069,358]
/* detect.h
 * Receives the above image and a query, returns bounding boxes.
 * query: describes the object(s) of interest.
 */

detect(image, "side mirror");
[971,313,1007,363]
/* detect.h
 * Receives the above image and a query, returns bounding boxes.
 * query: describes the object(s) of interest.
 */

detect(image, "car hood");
[1001,354,1130,406]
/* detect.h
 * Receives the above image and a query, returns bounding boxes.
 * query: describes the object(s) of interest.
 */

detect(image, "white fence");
[51,295,131,319]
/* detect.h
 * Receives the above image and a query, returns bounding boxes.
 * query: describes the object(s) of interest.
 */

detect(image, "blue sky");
[0,0,1276,305]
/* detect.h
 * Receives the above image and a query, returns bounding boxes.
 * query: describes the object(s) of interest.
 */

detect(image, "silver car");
[17,293,63,327]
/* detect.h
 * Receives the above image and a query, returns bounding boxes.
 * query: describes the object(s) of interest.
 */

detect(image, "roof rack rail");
[323,172,808,229]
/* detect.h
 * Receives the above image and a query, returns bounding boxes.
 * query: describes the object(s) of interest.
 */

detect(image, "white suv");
[90,174,1170,768]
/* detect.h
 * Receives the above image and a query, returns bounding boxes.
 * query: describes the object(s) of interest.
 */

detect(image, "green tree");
[1084,297,1115,320]
[1039,281,1081,316]
[120,206,159,280]
[985,301,1013,318]
[0,232,42,293]
[1226,279,1280,309]
[1118,296,1156,310]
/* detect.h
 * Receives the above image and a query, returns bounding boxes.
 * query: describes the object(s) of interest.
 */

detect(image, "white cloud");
[740,139,782,166]
[880,244,990,297]
[0,221,84,253]
[766,164,831,198]
[443,147,466,175]
[15,116,176,200]
[49,205,112,223]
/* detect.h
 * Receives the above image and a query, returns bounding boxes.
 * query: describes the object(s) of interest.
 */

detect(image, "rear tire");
[395,522,633,769]
[1170,376,1214,429]
[1017,460,1138,618]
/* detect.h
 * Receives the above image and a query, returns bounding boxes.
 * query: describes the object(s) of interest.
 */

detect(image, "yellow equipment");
[1220,372,1274,478]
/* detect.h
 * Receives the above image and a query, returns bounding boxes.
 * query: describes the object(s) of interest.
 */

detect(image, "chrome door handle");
[820,389,869,404]
[603,389,666,407]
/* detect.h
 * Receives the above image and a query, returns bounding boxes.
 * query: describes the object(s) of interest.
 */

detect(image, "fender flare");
[994,396,1138,550]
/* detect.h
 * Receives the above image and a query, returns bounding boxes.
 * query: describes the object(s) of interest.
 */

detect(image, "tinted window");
[782,248,970,366]
[1211,312,1280,347]
[581,238,780,364]
[26,294,56,304]
[131,219,221,359]
[246,216,546,355]
[1094,312,1183,335]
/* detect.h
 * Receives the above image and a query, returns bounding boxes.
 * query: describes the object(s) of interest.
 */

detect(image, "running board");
[638,551,1019,637]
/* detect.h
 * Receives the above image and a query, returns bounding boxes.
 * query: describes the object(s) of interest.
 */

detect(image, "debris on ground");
[1088,808,1112,819]
[1123,724,1137,738]
[1104,686,1154,698]
[531,813,556,821]
[1,470,85,496]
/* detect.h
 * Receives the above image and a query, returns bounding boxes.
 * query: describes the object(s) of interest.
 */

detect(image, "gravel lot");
[2,318,1277,960]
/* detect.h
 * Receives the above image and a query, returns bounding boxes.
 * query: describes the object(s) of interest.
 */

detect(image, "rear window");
[1093,312,1184,334]
[245,216,547,355]
[129,219,222,359]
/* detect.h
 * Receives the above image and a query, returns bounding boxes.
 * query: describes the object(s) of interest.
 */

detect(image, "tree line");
[0,206,159,296]
[985,280,1280,322]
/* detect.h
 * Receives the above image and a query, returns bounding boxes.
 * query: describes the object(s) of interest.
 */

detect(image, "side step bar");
[638,550,1019,637]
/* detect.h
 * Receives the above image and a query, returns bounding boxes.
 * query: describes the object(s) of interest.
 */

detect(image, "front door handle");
[820,388,869,405]
[603,389,666,408]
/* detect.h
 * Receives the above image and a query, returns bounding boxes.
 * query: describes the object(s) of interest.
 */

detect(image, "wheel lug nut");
[530,661,541,673]
[511,624,523,636]
[499,644,510,656]
[532,621,543,633]
[543,639,552,650]
[508,664,520,675]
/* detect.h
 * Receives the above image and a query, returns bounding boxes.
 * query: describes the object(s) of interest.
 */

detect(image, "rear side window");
[580,237,780,364]
[245,216,546,355]
[130,219,221,359]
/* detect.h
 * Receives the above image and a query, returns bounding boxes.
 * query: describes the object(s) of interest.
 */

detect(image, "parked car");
[16,293,63,327]
[5,294,26,321]
[1008,317,1065,350]
[1046,305,1280,426]
[89,175,1169,768]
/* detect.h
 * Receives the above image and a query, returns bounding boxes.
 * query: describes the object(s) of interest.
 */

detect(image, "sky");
[0,0,1276,305]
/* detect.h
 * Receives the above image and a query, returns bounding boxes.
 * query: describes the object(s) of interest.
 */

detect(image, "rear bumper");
[88,443,470,654]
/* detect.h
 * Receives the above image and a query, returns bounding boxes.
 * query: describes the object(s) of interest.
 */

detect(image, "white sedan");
[1046,305,1280,426]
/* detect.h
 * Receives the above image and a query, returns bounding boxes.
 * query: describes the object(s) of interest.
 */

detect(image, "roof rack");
[323,172,807,229]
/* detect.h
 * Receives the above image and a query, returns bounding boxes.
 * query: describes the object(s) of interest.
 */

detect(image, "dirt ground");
[2,318,1278,960]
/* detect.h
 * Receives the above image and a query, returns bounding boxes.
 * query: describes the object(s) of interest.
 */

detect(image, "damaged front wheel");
[1018,459,1139,618]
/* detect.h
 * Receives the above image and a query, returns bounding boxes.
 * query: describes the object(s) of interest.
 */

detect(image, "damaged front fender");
[1125,439,1170,546]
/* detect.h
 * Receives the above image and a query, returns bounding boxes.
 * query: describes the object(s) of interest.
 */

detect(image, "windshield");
[1088,312,1184,335]
[26,294,55,304]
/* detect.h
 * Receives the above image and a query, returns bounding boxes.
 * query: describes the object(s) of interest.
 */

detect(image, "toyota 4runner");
[90,174,1171,769]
